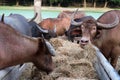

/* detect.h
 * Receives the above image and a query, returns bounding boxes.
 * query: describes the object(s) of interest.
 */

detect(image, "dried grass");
[19,37,99,80]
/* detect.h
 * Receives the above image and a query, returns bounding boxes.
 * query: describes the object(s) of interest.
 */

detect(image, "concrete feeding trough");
[93,46,120,80]
[0,64,26,80]
[0,45,120,80]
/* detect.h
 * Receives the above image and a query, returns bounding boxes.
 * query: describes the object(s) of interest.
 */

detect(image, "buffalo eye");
[92,26,96,30]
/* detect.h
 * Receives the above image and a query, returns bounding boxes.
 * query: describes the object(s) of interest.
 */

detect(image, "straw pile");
[19,37,99,80]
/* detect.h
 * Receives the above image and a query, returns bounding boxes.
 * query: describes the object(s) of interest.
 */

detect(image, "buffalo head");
[28,17,57,40]
[34,37,56,74]
[36,25,57,40]
[67,11,119,48]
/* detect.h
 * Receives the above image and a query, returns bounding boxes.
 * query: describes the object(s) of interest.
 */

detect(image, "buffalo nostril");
[81,40,84,43]
[85,40,89,43]
[77,40,79,44]
[80,40,89,43]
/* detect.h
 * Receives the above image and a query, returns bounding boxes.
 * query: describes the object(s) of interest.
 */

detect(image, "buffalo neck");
[0,33,39,69]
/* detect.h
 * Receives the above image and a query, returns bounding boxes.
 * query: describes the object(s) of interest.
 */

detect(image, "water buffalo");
[57,10,85,19]
[39,9,85,37]
[39,17,70,36]
[67,10,120,68]
[0,13,55,40]
[29,20,57,40]
[0,14,34,36]
[0,18,56,74]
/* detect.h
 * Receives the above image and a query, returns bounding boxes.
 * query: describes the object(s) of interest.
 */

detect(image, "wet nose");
[81,39,89,43]
[80,37,89,45]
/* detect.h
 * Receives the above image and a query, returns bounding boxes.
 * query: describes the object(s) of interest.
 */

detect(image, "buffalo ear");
[1,14,4,23]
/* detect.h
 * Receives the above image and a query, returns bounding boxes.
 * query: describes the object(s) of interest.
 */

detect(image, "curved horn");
[45,40,56,56]
[70,9,83,26]
[36,25,48,33]
[71,8,79,19]
[71,19,83,26]
[97,13,119,29]
[28,13,38,22]
[42,38,56,56]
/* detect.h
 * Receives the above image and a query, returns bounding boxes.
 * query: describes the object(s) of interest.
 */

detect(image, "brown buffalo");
[0,16,56,74]
[57,10,85,19]
[39,17,70,36]
[38,9,85,37]
[67,10,120,68]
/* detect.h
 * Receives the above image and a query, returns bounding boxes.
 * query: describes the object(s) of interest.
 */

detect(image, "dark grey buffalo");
[0,13,56,39]
[67,10,120,69]
[0,14,34,36]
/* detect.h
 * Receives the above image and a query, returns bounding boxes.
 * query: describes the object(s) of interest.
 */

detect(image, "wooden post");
[34,0,42,23]
[83,0,87,8]
[93,0,96,8]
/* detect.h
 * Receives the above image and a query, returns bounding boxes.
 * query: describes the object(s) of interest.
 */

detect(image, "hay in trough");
[19,37,99,80]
